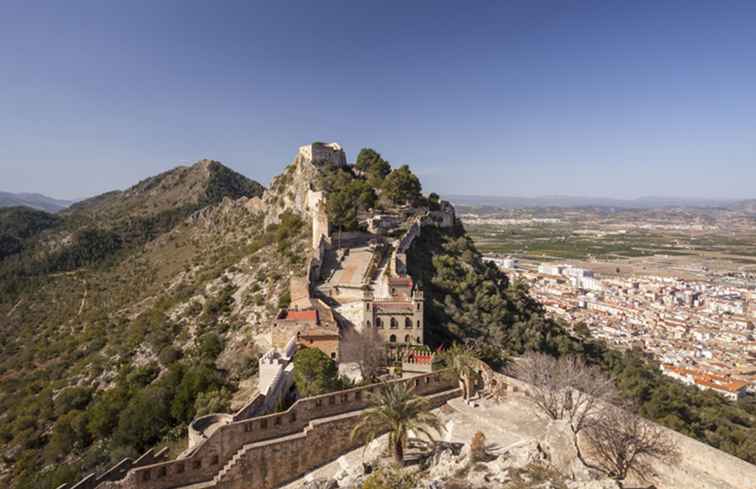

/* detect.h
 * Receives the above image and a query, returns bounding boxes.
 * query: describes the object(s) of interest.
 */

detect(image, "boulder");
[495,439,548,472]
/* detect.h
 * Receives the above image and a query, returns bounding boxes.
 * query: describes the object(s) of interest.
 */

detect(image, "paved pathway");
[326,247,374,288]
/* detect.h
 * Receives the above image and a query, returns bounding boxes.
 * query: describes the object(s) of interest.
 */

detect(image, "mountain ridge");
[0,191,73,213]
[1,145,754,489]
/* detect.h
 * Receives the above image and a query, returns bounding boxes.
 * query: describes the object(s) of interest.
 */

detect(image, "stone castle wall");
[99,372,458,489]
[298,143,347,167]
[216,388,459,489]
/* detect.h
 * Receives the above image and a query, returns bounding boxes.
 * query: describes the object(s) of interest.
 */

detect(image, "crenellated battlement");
[76,372,459,489]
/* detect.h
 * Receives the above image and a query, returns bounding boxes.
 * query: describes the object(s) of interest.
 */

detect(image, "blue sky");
[2,1,755,200]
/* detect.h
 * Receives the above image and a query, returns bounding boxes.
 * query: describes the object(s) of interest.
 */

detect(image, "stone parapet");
[99,371,457,489]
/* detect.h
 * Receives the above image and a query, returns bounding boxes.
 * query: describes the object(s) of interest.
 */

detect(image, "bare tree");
[353,329,386,382]
[509,352,616,435]
[583,406,680,483]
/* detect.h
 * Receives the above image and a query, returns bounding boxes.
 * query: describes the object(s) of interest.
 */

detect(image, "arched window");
[416,336,421,343]
[366,320,371,328]
[416,303,421,311]
[405,335,411,343]
[376,317,383,328]
[390,318,398,329]
[389,334,397,343]
[417,320,421,328]
[366,303,371,311]
[405,318,412,329]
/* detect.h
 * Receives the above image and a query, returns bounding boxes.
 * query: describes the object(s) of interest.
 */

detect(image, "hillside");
[0,158,300,489]
[1,145,753,489]
[0,207,62,260]
[0,191,73,213]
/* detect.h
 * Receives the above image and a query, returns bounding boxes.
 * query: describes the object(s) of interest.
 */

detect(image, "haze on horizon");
[2,1,755,201]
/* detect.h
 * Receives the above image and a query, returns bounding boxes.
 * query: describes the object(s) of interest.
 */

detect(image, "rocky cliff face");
[259,144,341,227]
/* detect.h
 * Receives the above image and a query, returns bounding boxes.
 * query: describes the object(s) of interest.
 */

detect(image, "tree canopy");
[292,348,341,397]
[327,179,377,231]
[382,165,422,206]
[355,148,391,183]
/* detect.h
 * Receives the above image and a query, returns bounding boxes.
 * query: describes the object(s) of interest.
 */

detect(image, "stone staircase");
[172,443,250,489]
[173,386,462,489]
[212,443,250,485]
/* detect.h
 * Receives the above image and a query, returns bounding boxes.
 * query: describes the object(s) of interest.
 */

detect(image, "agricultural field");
[459,206,756,278]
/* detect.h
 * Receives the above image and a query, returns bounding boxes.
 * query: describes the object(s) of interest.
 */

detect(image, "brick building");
[271,299,341,361]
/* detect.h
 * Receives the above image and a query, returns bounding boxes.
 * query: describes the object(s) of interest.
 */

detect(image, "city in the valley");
[467,206,756,400]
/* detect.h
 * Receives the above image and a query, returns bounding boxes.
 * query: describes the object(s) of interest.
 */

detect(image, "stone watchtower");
[298,142,347,167]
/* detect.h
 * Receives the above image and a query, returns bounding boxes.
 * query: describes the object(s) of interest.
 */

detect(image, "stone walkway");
[325,247,374,289]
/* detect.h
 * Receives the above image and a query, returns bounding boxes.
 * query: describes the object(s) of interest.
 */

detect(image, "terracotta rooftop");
[695,375,748,393]
[283,309,319,322]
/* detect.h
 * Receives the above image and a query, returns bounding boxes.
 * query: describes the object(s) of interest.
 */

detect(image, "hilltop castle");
[61,142,457,489]
[265,143,454,373]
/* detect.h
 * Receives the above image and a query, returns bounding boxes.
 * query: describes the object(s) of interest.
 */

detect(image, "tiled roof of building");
[663,364,748,393]
[284,309,319,322]
[693,374,748,393]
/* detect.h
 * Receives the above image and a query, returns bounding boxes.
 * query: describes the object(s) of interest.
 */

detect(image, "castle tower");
[412,284,425,344]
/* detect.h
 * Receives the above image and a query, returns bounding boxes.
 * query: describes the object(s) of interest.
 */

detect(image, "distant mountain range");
[0,191,74,212]
[445,194,755,211]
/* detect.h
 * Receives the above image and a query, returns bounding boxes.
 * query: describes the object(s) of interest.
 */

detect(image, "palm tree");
[438,343,478,402]
[351,382,443,465]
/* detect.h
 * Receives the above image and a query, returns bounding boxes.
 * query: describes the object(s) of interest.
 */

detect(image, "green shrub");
[54,386,94,417]
[197,333,224,361]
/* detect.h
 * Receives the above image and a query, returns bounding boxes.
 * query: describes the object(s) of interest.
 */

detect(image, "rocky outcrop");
[311,430,622,489]
[261,144,341,227]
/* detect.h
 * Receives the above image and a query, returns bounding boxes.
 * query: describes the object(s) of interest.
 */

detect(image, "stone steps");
[172,387,461,489]
[213,444,251,484]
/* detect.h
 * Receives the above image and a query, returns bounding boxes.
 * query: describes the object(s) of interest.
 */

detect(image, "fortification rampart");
[213,388,459,489]
[98,371,458,489]
[60,448,169,489]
